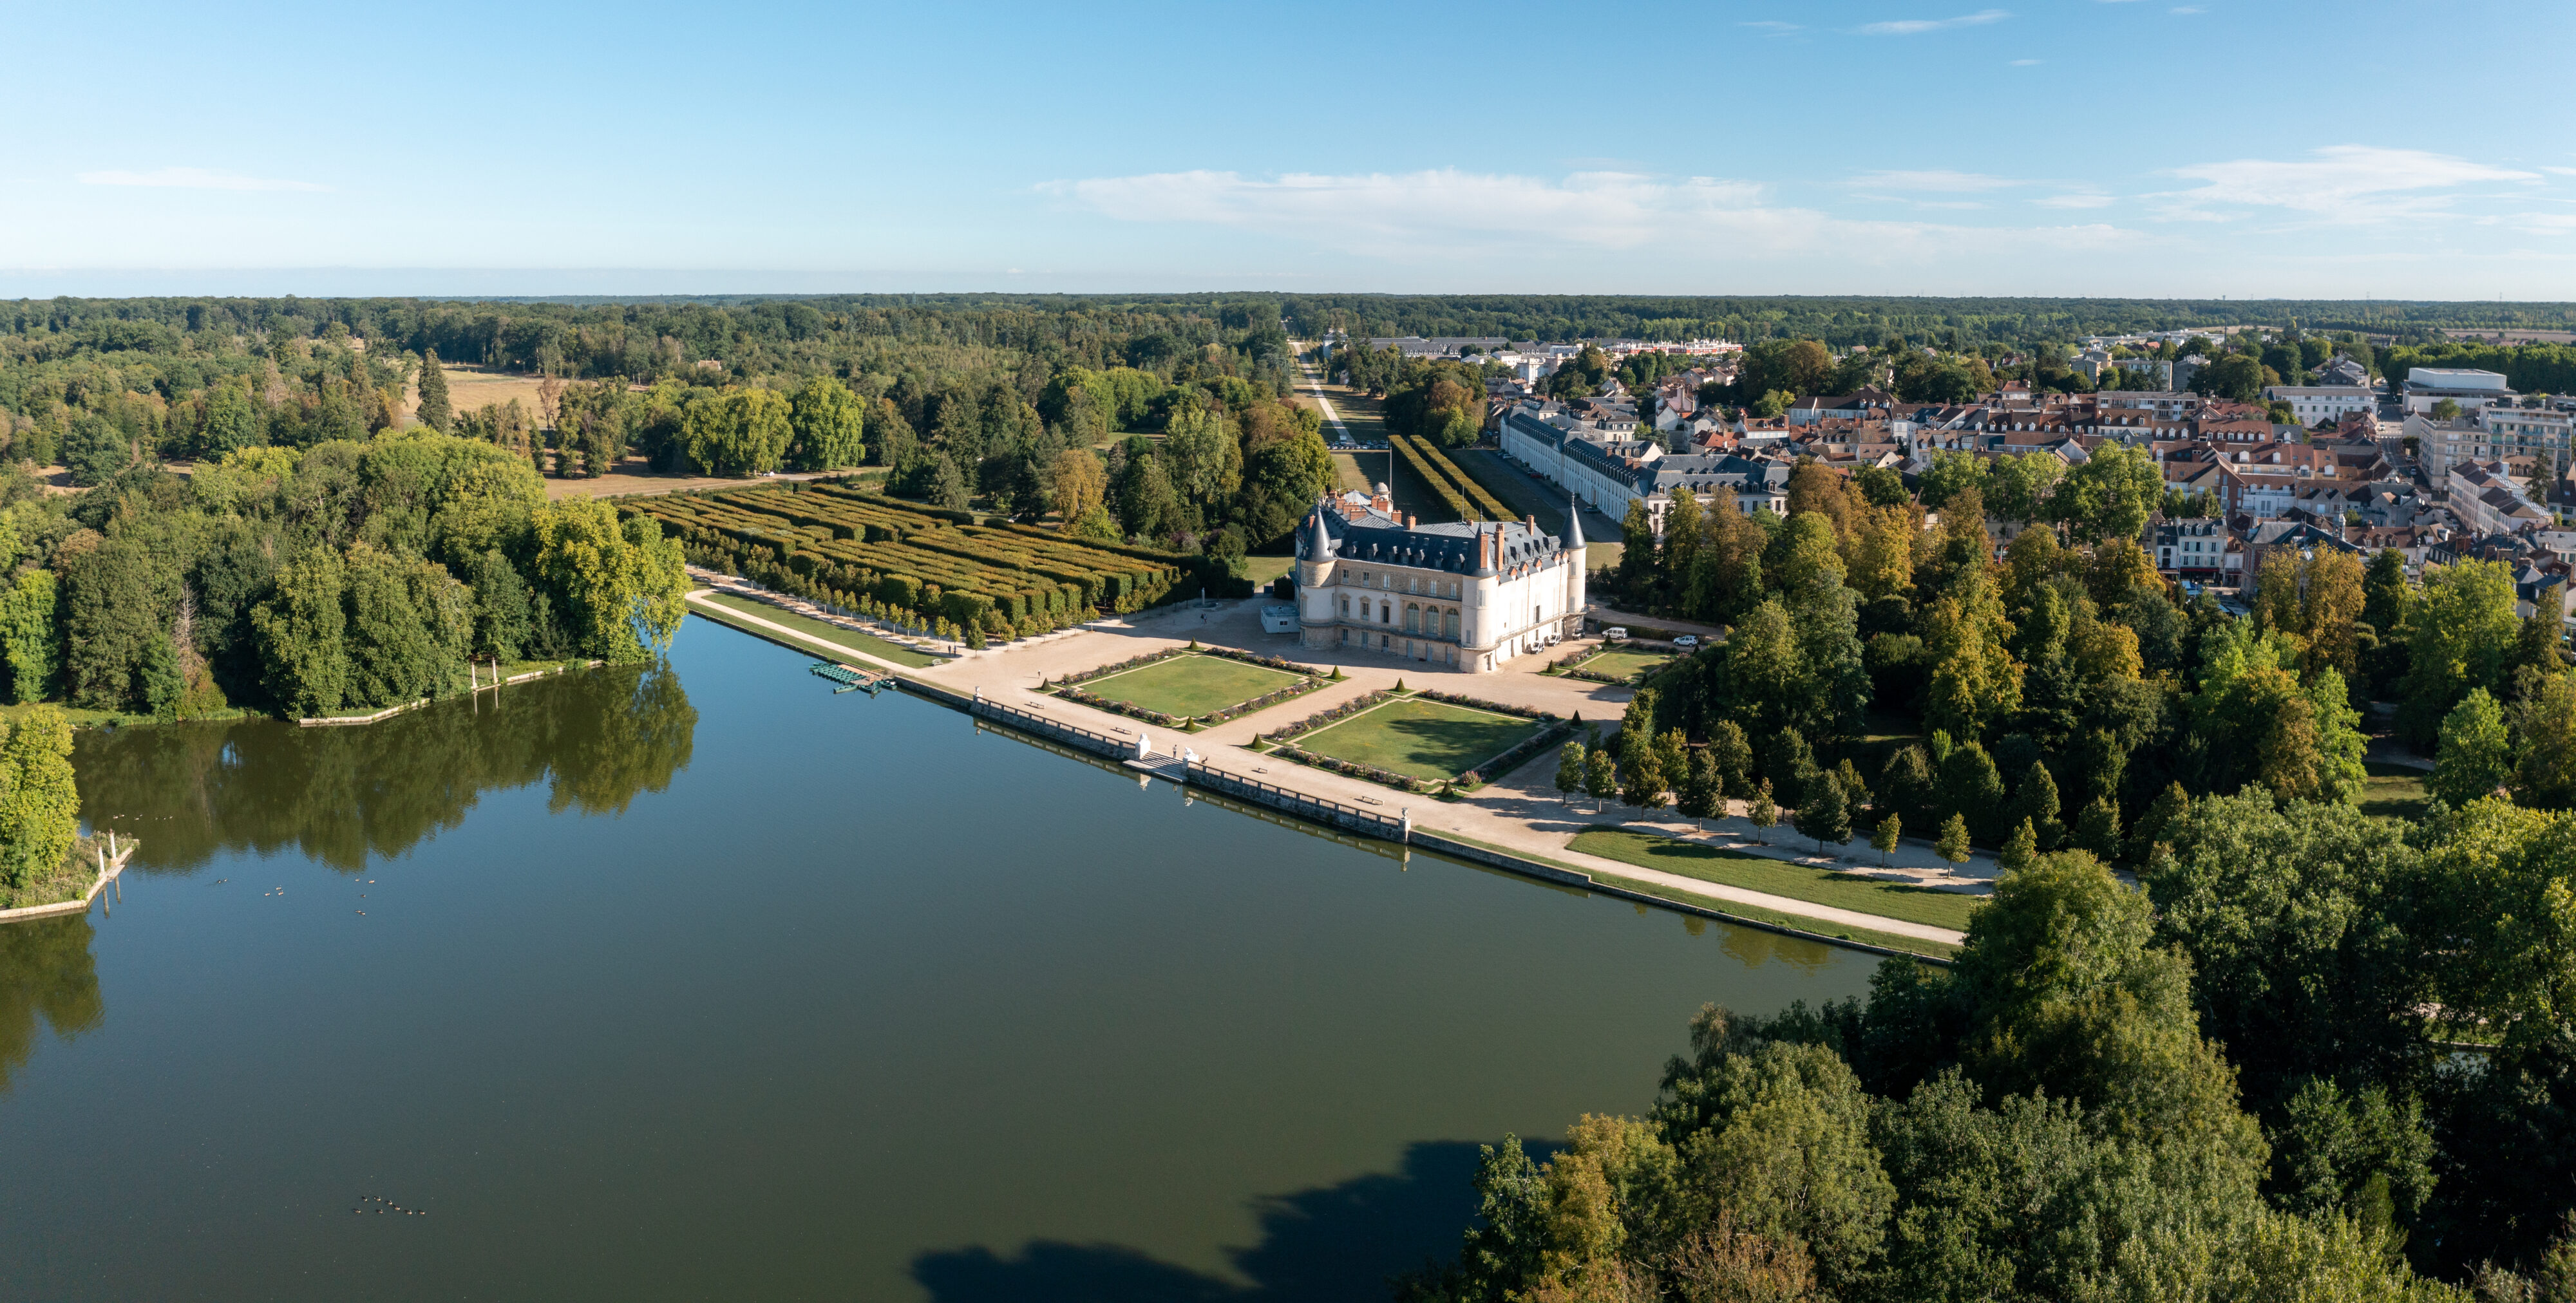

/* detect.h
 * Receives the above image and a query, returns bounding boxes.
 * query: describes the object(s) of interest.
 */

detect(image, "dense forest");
[1409,446,2576,1297]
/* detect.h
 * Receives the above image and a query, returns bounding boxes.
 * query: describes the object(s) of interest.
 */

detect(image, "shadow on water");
[911,1140,1493,1303]
[0,915,101,1092]
[70,661,697,874]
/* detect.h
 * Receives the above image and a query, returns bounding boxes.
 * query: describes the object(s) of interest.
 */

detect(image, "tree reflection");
[0,915,102,1092]
[73,662,697,873]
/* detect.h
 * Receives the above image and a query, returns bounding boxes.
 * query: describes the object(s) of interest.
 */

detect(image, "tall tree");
[416,349,453,433]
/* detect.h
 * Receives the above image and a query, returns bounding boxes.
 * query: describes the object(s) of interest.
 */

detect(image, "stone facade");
[1294,489,1587,672]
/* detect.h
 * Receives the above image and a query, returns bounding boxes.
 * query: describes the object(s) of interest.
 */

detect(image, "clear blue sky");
[7,0,2573,299]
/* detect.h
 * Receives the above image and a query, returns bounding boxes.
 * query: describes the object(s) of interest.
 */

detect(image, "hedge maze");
[625,483,1204,644]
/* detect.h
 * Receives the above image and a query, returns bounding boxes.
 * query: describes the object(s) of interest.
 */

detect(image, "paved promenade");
[681,578,1987,948]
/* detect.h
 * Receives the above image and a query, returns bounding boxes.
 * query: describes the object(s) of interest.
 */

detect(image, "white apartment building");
[2402,368,2516,415]
[2264,385,2377,426]
[2407,405,2573,479]
[2448,460,2551,536]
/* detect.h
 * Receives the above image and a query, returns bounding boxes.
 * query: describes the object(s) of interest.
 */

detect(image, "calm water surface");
[0,619,1874,1301]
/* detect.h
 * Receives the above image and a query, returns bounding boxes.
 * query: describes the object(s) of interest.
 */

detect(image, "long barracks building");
[1293,488,1587,672]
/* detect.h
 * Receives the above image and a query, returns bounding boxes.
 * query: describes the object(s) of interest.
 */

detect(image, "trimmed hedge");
[1406,435,1516,520]
[1390,436,1482,523]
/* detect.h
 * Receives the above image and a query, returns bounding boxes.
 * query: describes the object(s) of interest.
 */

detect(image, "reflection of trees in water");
[0,915,102,1091]
[74,663,697,874]
[910,1140,1489,1303]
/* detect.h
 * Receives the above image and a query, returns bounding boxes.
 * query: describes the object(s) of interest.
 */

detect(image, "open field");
[1081,654,1305,719]
[403,362,553,425]
[1569,829,1985,932]
[2361,760,2430,822]
[1570,647,1672,680]
[1449,449,1625,574]
[1296,697,1548,782]
[690,591,943,668]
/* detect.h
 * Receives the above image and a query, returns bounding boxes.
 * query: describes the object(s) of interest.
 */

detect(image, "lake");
[0,617,1877,1301]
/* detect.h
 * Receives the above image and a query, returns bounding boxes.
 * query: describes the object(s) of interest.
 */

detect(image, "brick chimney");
[1405,513,1416,529]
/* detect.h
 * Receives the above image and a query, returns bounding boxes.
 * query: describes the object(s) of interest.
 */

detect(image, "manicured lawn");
[690,592,943,668]
[1571,647,1673,680]
[1081,654,1305,718]
[1296,697,1546,782]
[1242,556,1296,587]
[2361,760,2430,822]
[1568,828,1984,932]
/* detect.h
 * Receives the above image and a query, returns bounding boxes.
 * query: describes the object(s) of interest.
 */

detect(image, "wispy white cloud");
[2170,5,2203,12]
[2543,165,2576,177]
[2160,144,2536,221]
[1849,170,2020,192]
[1043,168,2141,267]
[76,166,327,192]
[1739,19,1801,33]
[1859,9,2009,35]
[2038,193,2116,209]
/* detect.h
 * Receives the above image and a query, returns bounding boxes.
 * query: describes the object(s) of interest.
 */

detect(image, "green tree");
[529,498,689,663]
[59,536,172,712]
[0,569,59,704]
[1584,745,1619,811]
[1554,742,1586,807]
[251,547,350,718]
[1871,810,1902,867]
[1935,812,1971,865]
[2398,558,2521,745]
[1620,729,1670,811]
[2073,794,2120,860]
[784,375,866,471]
[681,388,793,477]
[1996,818,2038,872]
[2007,760,2063,850]
[1937,739,2008,843]
[2056,442,2163,543]
[1795,771,1852,853]
[1923,568,2022,742]
[416,349,453,433]
[2432,688,2511,807]
[1680,749,1720,829]
[1747,778,1777,843]
[0,706,79,895]
[1708,719,1753,800]
[63,413,133,487]
[2514,671,2576,808]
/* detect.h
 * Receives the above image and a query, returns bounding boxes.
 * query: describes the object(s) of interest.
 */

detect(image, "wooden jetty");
[810,662,894,694]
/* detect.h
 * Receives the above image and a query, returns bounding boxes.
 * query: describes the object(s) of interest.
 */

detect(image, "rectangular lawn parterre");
[1573,648,1673,680]
[1567,829,1983,932]
[1295,697,1546,783]
[1083,654,1306,719]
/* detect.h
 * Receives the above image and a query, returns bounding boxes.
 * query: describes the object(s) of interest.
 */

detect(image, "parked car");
[1603,627,1628,639]
[1672,635,1699,649]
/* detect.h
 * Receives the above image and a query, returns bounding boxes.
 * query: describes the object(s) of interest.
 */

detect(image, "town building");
[1293,489,1587,673]
[2263,385,2378,426]
[2401,367,2516,415]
